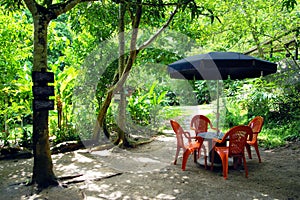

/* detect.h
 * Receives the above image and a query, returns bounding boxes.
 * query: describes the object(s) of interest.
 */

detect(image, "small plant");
[51,124,80,145]
[259,120,300,149]
[20,126,32,148]
[224,97,248,128]
[127,81,167,126]
[193,80,211,104]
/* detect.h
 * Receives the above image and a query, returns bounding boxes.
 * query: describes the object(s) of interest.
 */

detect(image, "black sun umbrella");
[168,52,277,132]
[168,52,277,80]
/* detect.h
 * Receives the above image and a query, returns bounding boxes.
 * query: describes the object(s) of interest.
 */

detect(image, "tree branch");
[112,0,143,92]
[120,0,193,7]
[244,26,300,55]
[124,0,142,70]
[49,0,99,17]
[24,0,100,20]
[118,2,126,77]
[23,0,37,14]
[138,5,179,51]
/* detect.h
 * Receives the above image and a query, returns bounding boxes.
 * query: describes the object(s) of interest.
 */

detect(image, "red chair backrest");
[248,116,264,134]
[222,125,253,156]
[190,115,211,133]
[170,120,185,148]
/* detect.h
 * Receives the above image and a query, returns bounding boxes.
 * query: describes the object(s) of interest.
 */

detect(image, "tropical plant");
[193,80,211,104]
[127,81,167,126]
[0,8,32,146]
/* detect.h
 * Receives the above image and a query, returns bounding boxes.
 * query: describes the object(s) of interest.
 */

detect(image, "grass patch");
[259,120,300,149]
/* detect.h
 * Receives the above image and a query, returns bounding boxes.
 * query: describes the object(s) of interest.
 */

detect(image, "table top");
[196,132,224,140]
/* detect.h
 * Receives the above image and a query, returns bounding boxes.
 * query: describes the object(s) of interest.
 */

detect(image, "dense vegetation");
[0,0,299,154]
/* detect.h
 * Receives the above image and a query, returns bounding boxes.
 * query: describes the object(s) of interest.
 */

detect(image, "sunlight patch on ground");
[81,183,123,200]
[156,193,176,199]
[73,152,94,162]
[156,135,176,142]
[91,149,112,156]
[88,138,173,173]
[133,156,160,163]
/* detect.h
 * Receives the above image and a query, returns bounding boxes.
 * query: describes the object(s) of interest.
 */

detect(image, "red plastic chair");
[190,115,219,168]
[211,125,253,180]
[246,116,264,163]
[170,120,201,171]
[190,115,219,134]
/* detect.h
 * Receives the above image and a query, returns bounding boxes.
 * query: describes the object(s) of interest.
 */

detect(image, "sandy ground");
[0,133,299,200]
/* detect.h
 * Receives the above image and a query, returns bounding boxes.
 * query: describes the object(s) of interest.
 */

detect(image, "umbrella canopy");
[168,52,277,80]
[167,52,277,133]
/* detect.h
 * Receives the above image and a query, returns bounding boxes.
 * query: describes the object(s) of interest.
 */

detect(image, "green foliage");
[127,81,167,126]
[0,0,299,149]
[193,80,211,104]
[224,98,248,129]
[51,125,80,145]
[68,2,118,44]
[281,0,298,11]
[20,126,32,147]
[228,78,277,119]
[260,120,300,148]
[269,60,300,122]
[96,59,118,108]
[223,74,299,148]
[0,8,33,146]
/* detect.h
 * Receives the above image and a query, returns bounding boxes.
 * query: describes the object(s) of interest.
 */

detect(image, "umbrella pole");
[216,79,220,137]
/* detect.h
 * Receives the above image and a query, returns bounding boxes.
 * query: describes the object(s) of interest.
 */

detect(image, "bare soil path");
[0,134,299,200]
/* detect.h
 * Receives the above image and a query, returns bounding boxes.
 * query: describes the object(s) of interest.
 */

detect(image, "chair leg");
[174,147,180,165]
[242,155,248,178]
[197,139,204,159]
[193,150,197,163]
[199,142,208,169]
[204,155,208,170]
[233,157,239,170]
[219,153,228,180]
[182,149,191,171]
[210,149,215,171]
[254,144,262,163]
[246,143,252,159]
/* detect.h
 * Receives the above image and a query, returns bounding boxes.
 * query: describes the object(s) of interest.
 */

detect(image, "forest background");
[0,0,299,190]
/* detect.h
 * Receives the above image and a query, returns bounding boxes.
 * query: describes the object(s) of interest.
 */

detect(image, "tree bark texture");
[117,3,127,145]
[31,7,58,188]
[24,0,91,189]
[93,90,114,141]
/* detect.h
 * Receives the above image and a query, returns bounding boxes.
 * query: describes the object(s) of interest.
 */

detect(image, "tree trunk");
[117,86,129,146]
[116,2,128,146]
[93,90,114,141]
[91,1,178,147]
[32,110,58,188]
[24,0,96,189]
[31,9,58,189]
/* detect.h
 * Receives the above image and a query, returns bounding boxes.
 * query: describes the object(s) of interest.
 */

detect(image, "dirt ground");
[0,133,299,200]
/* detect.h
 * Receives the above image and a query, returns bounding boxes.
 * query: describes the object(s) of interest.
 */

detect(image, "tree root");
[62,172,123,185]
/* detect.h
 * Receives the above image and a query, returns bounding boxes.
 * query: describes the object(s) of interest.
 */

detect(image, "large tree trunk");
[31,10,58,188]
[92,2,130,146]
[116,2,128,146]
[116,86,131,147]
[93,90,114,141]
[24,0,91,189]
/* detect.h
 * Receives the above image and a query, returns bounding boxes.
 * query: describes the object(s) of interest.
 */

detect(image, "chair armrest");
[212,138,222,143]
[183,131,193,142]
[210,126,221,133]
[183,131,191,137]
